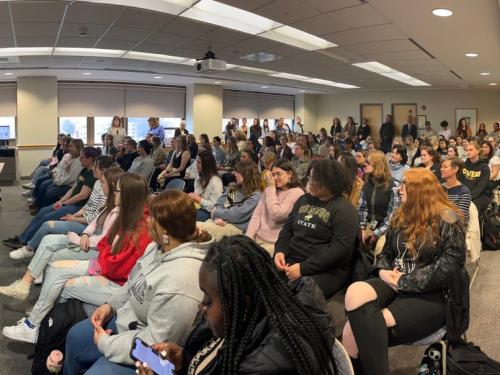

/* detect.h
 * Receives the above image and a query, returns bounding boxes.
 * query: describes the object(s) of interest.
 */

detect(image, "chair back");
[332,339,355,375]
[165,178,185,192]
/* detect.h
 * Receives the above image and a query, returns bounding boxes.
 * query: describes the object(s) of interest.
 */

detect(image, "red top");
[95,208,151,286]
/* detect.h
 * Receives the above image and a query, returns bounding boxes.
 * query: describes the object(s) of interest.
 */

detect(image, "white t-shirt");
[489,156,500,181]
[439,128,452,140]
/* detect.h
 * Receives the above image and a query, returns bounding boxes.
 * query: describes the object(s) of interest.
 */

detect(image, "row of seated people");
[0,130,490,374]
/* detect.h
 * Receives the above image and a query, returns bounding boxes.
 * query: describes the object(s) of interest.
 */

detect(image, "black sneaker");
[3,236,19,245]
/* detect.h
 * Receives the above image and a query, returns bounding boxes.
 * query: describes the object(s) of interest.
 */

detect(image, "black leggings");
[348,278,446,375]
[312,268,351,300]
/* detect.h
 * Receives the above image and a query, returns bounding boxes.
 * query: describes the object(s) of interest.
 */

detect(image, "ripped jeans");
[28,259,120,326]
[28,220,86,251]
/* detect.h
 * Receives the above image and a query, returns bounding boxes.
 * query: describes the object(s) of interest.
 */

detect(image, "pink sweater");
[246,186,304,243]
[67,207,119,249]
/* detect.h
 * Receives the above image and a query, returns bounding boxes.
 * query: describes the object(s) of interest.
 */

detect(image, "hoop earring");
[162,233,170,245]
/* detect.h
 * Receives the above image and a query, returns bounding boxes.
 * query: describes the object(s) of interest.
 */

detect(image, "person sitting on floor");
[342,168,468,375]
[274,159,359,299]
[246,160,304,255]
[198,160,261,241]
[2,173,151,344]
[63,190,213,374]
[3,147,99,250]
[0,166,123,300]
[188,150,224,222]
[136,235,337,375]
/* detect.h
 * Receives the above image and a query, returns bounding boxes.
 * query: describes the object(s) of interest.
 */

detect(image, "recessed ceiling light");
[82,72,92,75]
[153,76,163,79]
[432,8,453,17]
[489,83,497,86]
[480,72,490,76]
[261,86,268,88]
[213,81,221,84]
[465,53,478,57]
[299,90,305,92]
[240,52,281,63]
[4,72,13,76]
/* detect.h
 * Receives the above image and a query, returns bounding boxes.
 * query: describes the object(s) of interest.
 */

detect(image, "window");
[160,118,181,146]
[127,117,150,142]
[59,117,87,141]
[0,116,15,139]
[94,117,113,144]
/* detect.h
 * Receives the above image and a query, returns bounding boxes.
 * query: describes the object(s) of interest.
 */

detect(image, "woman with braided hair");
[137,235,336,375]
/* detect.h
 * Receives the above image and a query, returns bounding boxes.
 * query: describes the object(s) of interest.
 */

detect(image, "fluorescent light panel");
[0,47,53,57]
[183,0,282,35]
[123,51,189,63]
[233,66,276,74]
[352,61,431,86]
[271,72,310,81]
[83,0,195,15]
[54,47,125,57]
[271,72,358,89]
[260,25,337,51]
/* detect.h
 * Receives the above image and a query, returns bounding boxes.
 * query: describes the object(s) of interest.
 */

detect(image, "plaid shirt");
[359,179,401,238]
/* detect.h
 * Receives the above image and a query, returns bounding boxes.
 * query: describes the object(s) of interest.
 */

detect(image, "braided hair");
[203,235,336,375]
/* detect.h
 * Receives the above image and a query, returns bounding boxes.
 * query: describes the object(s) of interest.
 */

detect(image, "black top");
[459,158,490,200]
[172,151,188,178]
[379,122,395,143]
[330,124,342,137]
[174,128,189,137]
[363,178,393,225]
[71,168,97,207]
[357,125,371,141]
[188,142,198,160]
[275,194,359,276]
[117,151,139,172]
[419,162,442,181]
[402,123,418,140]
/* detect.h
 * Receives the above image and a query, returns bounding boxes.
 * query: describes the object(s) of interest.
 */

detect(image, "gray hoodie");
[97,238,213,365]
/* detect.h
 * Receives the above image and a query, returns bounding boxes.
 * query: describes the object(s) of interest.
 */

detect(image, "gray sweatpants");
[28,259,121,326]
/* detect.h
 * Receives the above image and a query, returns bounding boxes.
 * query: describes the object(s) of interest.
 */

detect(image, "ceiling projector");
[194,50,226,73]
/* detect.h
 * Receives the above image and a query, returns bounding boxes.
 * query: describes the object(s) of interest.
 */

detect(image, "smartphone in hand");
[130,338,174,375]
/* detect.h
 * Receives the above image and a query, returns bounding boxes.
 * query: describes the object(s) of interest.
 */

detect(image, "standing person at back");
[147,117,165,146]
[379,115,395,154]
[174,119,189,137]
[107,116,127,147]
[402,115,417,141]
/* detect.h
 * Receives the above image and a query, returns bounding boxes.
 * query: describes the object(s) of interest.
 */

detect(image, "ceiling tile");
[165,48,201,59]
[105,26,153,42]
[219,36,281,58]
[131,43,173,54]
[18,56,54,67]
[199,29,250,45]
[389,58,443,67]
[95,38,138,50]
[12,2,66,23]
[65,2,123,25]
[115,8,174,31]
[323,24,406,46]
[216,0,274,11]
[16,37,56,47]
[253,0,321,24]
[50,56,86,68]
[60,23,109,38]
[329,3,389,28]
[56,37,99,48]
[299,0,361,12]
[0,3,10,23]
[15,22,60,37]
[291,14,350,36]
[345,39,416,54]
[178,39,228,53]
[263,45,305,58]
[160,18,215,38]
[79,57,114,69]
[141,32,193,47]
[0,23,12,37]
[0,37,13,48]
[368,50,431,61]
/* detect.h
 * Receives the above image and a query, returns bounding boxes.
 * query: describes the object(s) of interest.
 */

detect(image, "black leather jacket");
[178,277,335,375]
[374,211,470,342]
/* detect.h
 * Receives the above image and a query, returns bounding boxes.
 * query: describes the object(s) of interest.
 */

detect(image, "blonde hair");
[367,151,392,189]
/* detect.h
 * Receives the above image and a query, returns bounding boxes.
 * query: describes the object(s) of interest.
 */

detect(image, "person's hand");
[285,263,302,281]
[93,326,112,346]
[62,214,77,221]
[274,252,288,271]
[379,269,401,291]
[91,303,114,329]
[145,343,185,371]
[214,218,226,226]
[136,362,154,375]
[159,164,166,170]
[188,192,202,203]
[80,234,90,252]
[53,201,63,210]
[264,170,275,187]
[361,229,367,242]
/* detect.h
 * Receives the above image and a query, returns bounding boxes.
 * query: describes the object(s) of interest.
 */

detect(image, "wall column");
[295,93,319,133]
[17,76,58,177]
[186,84,223,137]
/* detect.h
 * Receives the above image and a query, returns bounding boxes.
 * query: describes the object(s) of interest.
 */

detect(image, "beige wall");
[186,84,223,137]
[295,93,319,133]
[17,76,58,176]
[317,89,500,136]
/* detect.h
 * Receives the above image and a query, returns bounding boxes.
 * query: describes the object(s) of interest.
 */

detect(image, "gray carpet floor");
[0,182,498,374]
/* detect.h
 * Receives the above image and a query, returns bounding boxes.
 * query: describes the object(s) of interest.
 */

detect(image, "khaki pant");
[254,237,275,257]
[197,220,243,242]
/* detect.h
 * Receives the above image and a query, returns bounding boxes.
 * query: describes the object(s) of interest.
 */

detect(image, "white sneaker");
[26,198,35,204]
[9,246,34,260]
[2,318,38,344]
[0,279,30,300]
[22,182,35,190]
[34,275,43,285]
[22,190,33,197]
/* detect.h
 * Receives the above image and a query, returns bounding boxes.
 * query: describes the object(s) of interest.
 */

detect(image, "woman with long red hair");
[342,168,468,375]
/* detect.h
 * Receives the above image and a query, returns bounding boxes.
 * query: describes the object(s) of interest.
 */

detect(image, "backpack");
[482,200,500,251]
[447,342,500,375]
[30,299,87,375]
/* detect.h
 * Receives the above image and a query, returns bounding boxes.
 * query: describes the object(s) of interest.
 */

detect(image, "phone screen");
[130,338,174,375]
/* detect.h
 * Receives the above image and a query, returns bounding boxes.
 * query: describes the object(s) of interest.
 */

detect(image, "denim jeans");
[28,259,120,325]
[196,209,211,222]
[18,205,80,244]
[63,318,135,375]
[32,166,49,185]
[28,234,97,279]
[28,220,86,250]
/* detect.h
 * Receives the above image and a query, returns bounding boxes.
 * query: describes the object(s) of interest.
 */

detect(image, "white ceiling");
[0,0,499,93]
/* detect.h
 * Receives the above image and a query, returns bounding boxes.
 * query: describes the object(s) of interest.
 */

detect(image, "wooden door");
[392,103,417,136]
[360,104,383,141]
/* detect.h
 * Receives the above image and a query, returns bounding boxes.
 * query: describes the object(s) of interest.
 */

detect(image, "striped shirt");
[444,183,471,224]
[82,180,106,224]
